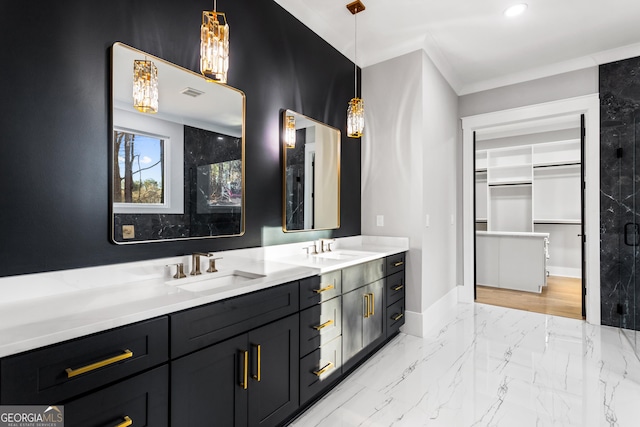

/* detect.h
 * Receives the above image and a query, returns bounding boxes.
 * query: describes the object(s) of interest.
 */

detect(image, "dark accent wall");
[600,57,640,329]
[0,0,361,277]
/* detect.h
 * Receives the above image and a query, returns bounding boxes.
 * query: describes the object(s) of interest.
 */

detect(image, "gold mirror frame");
[282,109,340,232]
[111,42,245,244]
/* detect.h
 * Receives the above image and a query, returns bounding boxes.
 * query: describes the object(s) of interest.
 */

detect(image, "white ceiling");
[273,0,640,95]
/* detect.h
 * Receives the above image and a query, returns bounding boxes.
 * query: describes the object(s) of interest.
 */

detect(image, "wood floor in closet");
[476,276,583,320]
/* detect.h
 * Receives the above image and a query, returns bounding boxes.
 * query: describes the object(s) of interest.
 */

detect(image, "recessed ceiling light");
[504,3,527,17]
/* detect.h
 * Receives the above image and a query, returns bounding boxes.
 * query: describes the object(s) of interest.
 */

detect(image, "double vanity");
[0,236,407,427]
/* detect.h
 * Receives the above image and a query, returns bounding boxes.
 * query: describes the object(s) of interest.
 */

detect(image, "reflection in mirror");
[111,42,245,244]
[282,110,340,232]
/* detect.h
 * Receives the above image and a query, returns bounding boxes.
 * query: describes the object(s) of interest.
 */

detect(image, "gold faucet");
[190,253,211,276]
[319,238,335,253]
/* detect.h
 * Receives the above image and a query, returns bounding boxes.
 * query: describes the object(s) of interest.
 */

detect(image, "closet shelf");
[488,181,532,187]
[533,219,581,225]
[533,162,581,169]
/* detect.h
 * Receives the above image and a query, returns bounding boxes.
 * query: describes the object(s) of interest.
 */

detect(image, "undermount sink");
[313,249,374,260]
[171,270,266,294]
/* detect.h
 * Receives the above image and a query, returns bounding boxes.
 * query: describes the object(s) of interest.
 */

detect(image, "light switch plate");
[376,215,384,227]
[122,225,135,239]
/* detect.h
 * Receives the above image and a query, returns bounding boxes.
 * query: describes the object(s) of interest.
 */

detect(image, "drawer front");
[0,317,168,404]
[65,365,168,427]
[300,336,342,405]
[386,271,406,306]
[171,281,299,358]
[299,271,342,310]
[386,299,405,337]
[299,296,342,357]
[385,252,406,276]
[342,258,385,293]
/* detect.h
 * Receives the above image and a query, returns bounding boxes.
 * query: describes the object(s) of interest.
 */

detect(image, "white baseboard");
[400,287,459,338]
[547,266,582,278]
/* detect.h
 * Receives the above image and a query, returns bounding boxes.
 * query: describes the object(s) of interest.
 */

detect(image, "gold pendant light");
[346,0,365,138]
[133,59,158,114]
[285,115,296,148]
[200,0,229,83]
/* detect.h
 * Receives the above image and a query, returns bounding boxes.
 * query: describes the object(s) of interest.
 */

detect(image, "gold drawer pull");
[363,294,370,318]
[393,284,404,291]
[252,344,261,382]
[313,319,334,331]
[313,362,334,377]
[394,261,404,267]
[241,350,249,390]
[370,292,375,316]
[313,284,335,294]
[65,349,133,378]
[115,416,133,427]
[392,313,404,321]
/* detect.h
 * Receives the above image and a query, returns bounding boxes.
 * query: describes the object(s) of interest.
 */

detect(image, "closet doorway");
[473,114,585,320]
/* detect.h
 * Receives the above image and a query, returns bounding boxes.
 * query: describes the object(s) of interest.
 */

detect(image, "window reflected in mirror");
[282,110,340,232]
[113,129,165,205]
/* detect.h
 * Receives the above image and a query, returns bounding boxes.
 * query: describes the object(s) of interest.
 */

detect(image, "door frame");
[460,94,601,325]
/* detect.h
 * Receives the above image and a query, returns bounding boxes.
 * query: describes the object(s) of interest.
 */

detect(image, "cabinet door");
[362,280,384,349]
[171,334,248,427]
[342,287,365,363]
[247,315,299,427]
[343,281,385,365]
[65,365,168,427]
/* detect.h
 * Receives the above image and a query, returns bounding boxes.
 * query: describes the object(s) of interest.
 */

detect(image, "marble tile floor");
[289,303,640,427]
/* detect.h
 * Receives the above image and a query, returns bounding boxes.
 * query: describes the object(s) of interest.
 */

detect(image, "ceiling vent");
[180,87,205,97]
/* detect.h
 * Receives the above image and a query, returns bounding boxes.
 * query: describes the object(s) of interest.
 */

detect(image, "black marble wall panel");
[0,0,360,276]
[600,57,640,329]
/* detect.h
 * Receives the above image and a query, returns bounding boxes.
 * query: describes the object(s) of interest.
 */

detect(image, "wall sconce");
[285,115,296,148]
[200,0,229,83]
[346,0,365,138]
[133,59,158,114]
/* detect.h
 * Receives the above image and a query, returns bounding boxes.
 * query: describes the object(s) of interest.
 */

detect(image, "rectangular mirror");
[111,42,245,244]
[282,110,340,232]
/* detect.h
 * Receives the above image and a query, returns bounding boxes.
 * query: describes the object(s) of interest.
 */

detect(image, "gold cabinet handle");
[394,261,404,267]
[115,416,133,427]
[370,292,375,316]
[241,350,249,390]
[392,313,404,321]
[393,284,404,291]
[252,344,261,382]
[313,319,334,331]
[363,294,370,318]
[313,362,334,377]
[313,284,335,294]
[65,349,133,378]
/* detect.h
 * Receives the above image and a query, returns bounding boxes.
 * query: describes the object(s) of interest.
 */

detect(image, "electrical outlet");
[376,215,384,227]
[122,225,135,239]
[425,214,430,227]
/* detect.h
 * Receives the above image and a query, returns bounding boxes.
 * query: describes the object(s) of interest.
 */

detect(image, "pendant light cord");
[354,9,358,98]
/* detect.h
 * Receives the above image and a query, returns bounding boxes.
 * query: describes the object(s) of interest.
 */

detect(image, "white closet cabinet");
[475,138,582,288]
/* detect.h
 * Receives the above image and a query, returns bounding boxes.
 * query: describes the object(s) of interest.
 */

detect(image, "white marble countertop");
[0,235,408,358]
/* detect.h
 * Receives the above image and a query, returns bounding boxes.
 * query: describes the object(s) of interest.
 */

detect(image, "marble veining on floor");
[289,303,640,426]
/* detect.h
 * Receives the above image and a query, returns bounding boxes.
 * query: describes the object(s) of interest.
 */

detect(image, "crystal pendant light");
[346,0,365,138]
[200,0,229,83]
[133,59,158,114]
[285,115,296,148]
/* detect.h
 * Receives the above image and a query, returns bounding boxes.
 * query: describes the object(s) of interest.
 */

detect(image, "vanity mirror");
[111,42,245,244]
[282,110,340,232]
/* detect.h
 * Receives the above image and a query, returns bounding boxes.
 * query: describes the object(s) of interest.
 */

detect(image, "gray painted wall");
[459,68,599,118]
